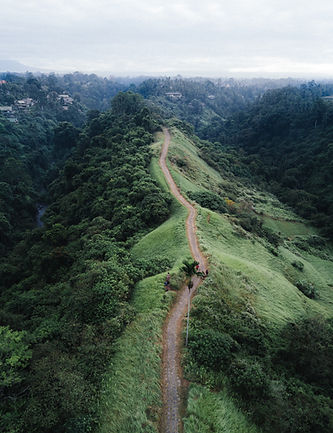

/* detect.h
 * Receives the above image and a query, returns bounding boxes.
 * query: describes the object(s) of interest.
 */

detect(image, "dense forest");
[0,91,170,432]
[196,83,333,239]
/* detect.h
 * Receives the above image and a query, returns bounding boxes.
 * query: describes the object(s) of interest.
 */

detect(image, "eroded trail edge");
[160,128,206,433]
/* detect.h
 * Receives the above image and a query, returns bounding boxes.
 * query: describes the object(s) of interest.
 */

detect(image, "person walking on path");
[164,272,171,291]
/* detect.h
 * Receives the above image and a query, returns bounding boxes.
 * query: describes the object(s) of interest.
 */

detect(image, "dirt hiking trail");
[160,128,207,433]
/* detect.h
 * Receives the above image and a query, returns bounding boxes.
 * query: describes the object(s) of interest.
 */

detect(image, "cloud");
[1,0,333,76]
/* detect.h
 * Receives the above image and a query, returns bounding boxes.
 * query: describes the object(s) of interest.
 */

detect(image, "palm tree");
[181,259,199,290]
[181,259,199,346]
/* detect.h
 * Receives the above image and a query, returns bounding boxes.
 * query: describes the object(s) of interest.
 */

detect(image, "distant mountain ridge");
[0,59,36,72]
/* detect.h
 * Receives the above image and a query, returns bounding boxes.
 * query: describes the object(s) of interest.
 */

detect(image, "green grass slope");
[184,384,261,433]
[97,138,191,433]
[98,127,333,433]
[165,127,333,432]
[167,127,333,322]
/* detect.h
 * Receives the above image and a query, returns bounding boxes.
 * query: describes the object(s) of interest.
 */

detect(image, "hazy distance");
[1,0,333,78]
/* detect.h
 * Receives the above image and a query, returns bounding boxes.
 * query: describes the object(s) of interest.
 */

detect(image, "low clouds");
[1,0,333,76]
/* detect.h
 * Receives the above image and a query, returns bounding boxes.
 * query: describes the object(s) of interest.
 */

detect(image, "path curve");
[160,128,207,433]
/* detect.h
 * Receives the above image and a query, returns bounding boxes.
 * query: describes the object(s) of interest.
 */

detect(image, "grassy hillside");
[97,141,191,433]
[165,127,333,433]
[167,127,333,320]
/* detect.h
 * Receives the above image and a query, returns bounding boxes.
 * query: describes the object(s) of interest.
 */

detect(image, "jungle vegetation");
[0,91,170,433]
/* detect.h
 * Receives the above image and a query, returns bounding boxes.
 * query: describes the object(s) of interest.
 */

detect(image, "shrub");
[237,213,280,246]
[268,246,279,256]
[188,329,238,371]
[308,235,326,248]
[228,358,270,401]
[238,215,262,233]
[293,238,310,251]
[291,260,304,271]
[263,227,280,247]
[296,280,317,299]
[134,256,172,278]
[278,317,333,390]
[187,191,227,213]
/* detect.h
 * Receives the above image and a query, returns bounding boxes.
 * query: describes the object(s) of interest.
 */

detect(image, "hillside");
[138,80,333,241]
[0,93,171,433]
[1,85,332,433]
[164,127,333,433]
[198,84,333,240]
[96,125,333,433]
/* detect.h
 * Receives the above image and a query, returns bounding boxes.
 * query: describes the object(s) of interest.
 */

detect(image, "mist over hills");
[0,59,36,73]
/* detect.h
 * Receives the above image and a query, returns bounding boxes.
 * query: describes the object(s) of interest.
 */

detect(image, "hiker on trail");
[164,272,171,291]
[195,264,200,272]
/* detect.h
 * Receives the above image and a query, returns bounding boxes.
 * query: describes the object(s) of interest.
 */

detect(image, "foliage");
[2,72,333,433]
[230,211,281,246]
[291,260,304,271]
[0,74,90,254]
[137,77,299,138]
[187,190,227,213]
[0,92,171,433]
[295,280,317,298]
[184,271,333,433]
[167,121,333,433]
[188,329,238,370]
[220,84,333,239]
[181,259,199,277]
[277,317,333,393]
[184,384,261,433]
[181,259,201,288]
[134,255,172,278]
[229,358,269,401]
[0,326,31,388]
[159,81,333,239]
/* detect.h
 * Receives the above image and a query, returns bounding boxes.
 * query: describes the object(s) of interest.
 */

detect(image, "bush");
[308,235,326,248]
[134,255,172,278]
[238,215,262,233]
[268,246,279,256]
[229,358,269,401]
[187,191,227,213]
[263,227,280,247]
[188,329,238,370]
[278,317,333,391]
[296,280,317,299]
[291,260,304,271]
[236,213,280,246]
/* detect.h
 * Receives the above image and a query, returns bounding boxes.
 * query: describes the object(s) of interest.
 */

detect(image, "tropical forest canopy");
[0,89,170,432]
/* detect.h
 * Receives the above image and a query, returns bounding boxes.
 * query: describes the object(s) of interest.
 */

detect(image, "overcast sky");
[1,0,333,77]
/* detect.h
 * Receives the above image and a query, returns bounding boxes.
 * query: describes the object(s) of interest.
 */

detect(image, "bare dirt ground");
[160,128,207,433]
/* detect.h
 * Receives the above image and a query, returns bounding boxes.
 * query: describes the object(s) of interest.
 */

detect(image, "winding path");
[160,128,207,433]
